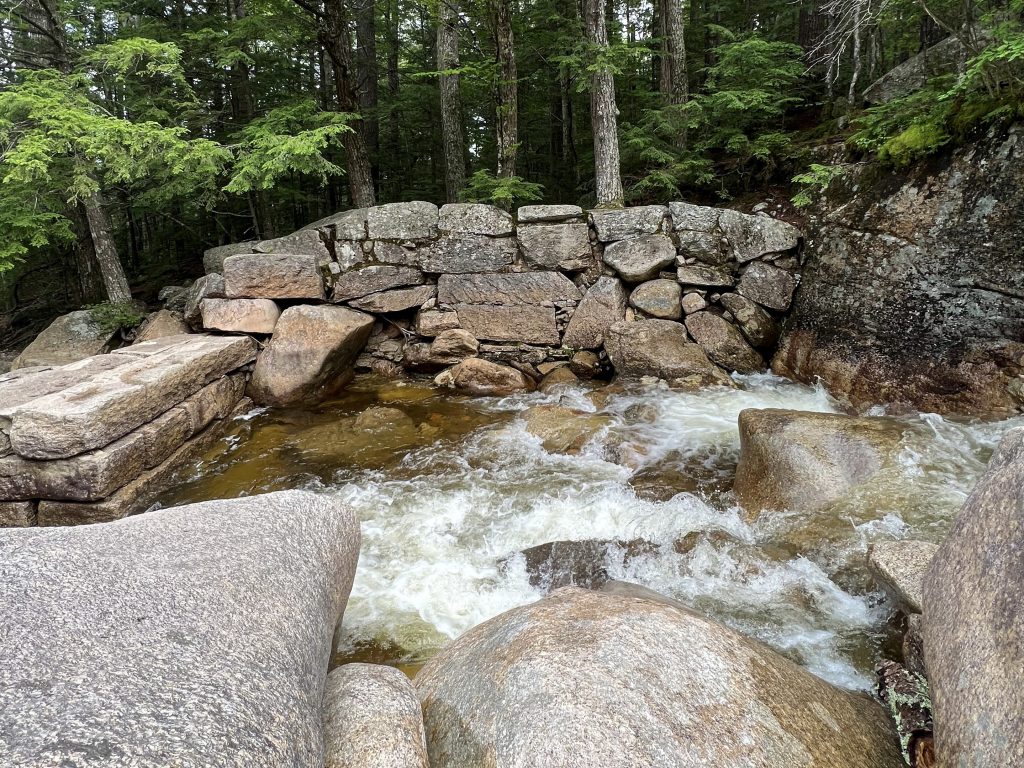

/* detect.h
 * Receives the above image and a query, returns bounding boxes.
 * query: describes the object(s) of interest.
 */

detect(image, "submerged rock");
[924,427,1024,766]
[505,539,658,591]
[0,490,360,767]
[415,585,903,768]
[434,358,534,395]
[323,664,429,768]
[249,305,373,406]
[537,366,579,393]
[11,310,118,370]
[520,404,610,454]
[733,408,905,515]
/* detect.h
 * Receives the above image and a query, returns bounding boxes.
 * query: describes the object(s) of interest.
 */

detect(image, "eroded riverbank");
[152,373,1023,689]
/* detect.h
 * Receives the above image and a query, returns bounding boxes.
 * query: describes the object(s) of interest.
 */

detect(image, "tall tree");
[437,0,467,200]
[355,0,380,177]
[583,0,624,206]
[491,0,518,177]
[300,0,378,206]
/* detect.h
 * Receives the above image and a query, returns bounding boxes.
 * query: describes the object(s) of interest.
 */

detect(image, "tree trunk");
[847,5,863,109]
[437,0,467,201]
[664,0,688,106]
[354,0,379,180]
[318,0,377,207]
[491,0,517,177]
[583,0,624,207]
[83,192,132,303]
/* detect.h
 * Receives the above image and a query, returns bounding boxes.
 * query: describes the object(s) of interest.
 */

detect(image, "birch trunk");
[583,0,624,207]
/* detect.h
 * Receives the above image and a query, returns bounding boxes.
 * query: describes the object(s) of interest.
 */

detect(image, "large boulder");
[562,277,627,349]
[415,585,902,768]
[717,208,801,263]
[333,265,425,301]
[923,427,1024,766]
[863,34,968,104]
[249,306,373,406]
[200,298,281,334]
[684,311,766,374]
[438,203,514,236]
[518,223,593,271]
[202,241,256,274]
[367,201,439,240]
[0,490,359,767]
[253,229,333,263]
[773,127,1024,418]
[589,205,667,241]
[419,235,518,274]
[223,253,326,301]
[11,310,118,370]
[719,292,780,349]
[737,261,797,311]
[323,664,429,768]
[602,234,676,282]
[629,279,682,319]
[733,408,905,515]
[434,358,534,395]
[183,273,226,327]
[604,319,732,388]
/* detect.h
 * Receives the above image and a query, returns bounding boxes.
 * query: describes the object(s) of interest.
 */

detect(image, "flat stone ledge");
[868,539,940,614]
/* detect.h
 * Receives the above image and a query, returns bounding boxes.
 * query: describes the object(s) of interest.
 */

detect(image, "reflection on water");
[152,373,1022,690]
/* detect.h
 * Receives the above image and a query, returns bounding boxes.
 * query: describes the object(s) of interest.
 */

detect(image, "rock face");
[603,234,675,282]
[223,253,326,301]
[416,585,902,768]
[434,358,534,395]
[323,664,430,768]
[923,427,1024,766]
[733,409,905,515]
[604,320,732,388]
[0,490,360,767]
[773,127,1024,417]
[249,306,373,406]
[868,539,939,614]
[11,310,118,370]
[863,34,967,104]
[685,311,766,373]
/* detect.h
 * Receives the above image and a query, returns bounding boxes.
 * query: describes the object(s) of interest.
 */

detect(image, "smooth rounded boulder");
[923,427,1024,766]
[0,490,360,767]
[415,585,902,768]
[249,305,374,406]
[733,408,905,515]
[323,664,429,768]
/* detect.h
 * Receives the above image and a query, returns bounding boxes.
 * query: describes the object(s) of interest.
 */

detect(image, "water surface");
[153,373,1021,689]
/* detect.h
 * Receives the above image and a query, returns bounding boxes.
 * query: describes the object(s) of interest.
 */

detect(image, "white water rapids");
[157,373,1022,691]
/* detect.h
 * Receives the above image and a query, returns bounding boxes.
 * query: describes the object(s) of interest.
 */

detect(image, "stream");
[152,372,1022,691]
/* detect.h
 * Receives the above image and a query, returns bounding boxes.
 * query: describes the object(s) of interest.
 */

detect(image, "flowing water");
[152,373,1023,690]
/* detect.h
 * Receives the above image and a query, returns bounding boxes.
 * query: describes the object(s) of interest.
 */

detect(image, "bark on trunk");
[318,0,377,207]
[354,0,379,179]
[437,0,467,201]
[664,0,688,105]
[492,0,518,178]
[583,0,624,207]
[83,192,132,303]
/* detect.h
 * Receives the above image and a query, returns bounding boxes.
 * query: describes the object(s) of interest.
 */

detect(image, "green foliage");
[225,102,354,193]
[459,170,544,210]
[791,164,848,207]
[878,122,952,167]
[87,302,147,333]
[623,35,805,200]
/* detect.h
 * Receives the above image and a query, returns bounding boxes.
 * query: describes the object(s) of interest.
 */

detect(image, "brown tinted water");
[151,373,1022,690]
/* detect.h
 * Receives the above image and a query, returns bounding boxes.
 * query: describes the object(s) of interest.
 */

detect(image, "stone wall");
[189,201,802,397]
[0,335,256,527]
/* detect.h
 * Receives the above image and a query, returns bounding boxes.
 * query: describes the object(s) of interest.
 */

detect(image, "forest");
[0,0,1022,329]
